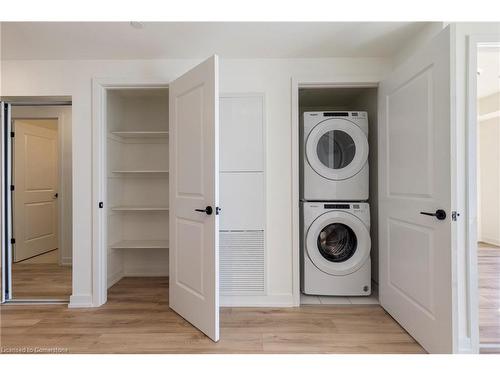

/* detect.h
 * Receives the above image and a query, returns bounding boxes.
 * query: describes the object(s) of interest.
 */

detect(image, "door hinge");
[10,131,15,138]
[10,184,14,191]
[10,238,16,245]
[452,211,460,221]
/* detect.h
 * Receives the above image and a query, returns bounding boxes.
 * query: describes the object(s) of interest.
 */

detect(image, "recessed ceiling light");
[130,21,144,29]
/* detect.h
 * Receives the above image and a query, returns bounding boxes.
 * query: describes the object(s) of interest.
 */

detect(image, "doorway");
[1,99,72,302]
[475,44,500,348]
[91,56,220,341]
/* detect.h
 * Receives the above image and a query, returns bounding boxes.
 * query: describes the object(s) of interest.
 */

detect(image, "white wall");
[478,92,500,245]
[1,57,391,307]
[391,22,446,68]
[11,106,73,265]
[353,89,379,282]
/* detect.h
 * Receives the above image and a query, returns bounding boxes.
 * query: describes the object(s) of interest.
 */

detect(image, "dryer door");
[306,211,370,276]
[306,118,368,181]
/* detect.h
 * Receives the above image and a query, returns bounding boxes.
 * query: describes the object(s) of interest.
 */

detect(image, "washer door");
[306,118,368,181]
[306,211,371,276]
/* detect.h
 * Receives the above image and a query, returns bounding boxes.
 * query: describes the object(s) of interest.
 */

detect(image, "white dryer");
[301,201,371,296]
[301,111,369,201]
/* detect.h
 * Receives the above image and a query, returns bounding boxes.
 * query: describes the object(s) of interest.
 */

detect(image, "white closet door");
[169,55,220,341]
[13,120,59,262]
[378,26,456,353]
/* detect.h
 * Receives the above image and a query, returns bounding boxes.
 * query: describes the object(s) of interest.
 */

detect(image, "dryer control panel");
[305,111,367,120]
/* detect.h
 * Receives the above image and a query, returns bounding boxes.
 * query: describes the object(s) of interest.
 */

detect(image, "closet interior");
[298,86,380,292]
[106,88,170,288]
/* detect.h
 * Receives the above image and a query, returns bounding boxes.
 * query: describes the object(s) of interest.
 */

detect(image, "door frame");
[91,77,170,307]
[1,102,13,303]
[465,35,500,351]
[0,97,72,304]
[290,76,381,306]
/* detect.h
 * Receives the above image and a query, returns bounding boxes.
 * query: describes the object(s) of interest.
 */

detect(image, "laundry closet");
[298,86,380,302]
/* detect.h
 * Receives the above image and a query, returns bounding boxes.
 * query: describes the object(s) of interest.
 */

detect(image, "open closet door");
[169,55,220,341]
[378,26,456,353]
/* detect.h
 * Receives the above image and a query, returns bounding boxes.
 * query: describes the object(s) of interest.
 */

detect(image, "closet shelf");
[110,206,169,212]
[110,131,169,138]
[110,240,169,249]
[111,170,169,174]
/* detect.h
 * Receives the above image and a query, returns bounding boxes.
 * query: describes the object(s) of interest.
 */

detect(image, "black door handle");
[195,206,213,215]
[420,209,446,220]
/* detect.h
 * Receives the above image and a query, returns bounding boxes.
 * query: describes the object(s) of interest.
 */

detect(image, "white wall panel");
[220,95,264,171]
[219,172,264,231]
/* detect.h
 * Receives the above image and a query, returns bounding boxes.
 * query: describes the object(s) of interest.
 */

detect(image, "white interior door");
[378,26,455,353]
[13,120,59,262]
[169,55,220,341]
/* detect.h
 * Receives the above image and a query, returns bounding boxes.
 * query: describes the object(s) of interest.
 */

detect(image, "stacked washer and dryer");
[300,111,372,296]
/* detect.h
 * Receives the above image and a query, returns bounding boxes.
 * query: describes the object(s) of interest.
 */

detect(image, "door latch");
[215,206,222,215]
[98,201,104,208]
[451,211,460,221]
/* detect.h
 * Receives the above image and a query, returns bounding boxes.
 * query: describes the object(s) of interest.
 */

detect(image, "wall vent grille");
[220,230,265,295]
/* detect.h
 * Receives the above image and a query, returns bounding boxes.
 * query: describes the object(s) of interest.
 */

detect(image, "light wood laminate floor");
[478,242,500,346]
[11,262,72,300]
[0,277,425,354]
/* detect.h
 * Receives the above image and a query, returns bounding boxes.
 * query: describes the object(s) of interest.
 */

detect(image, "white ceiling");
[478,47,500,98]
[1,22,431,60]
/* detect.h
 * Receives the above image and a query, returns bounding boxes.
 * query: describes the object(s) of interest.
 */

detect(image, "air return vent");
[220,231,265,295]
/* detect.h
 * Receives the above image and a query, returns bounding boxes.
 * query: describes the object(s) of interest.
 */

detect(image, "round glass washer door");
[306,211,371,276]
[306,118,369,181]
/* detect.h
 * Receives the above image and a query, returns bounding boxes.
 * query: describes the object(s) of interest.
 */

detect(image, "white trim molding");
[68,294,92,308]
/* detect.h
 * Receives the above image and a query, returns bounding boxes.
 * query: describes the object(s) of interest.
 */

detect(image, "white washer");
[301,111,369,201]
[301,201,371,296]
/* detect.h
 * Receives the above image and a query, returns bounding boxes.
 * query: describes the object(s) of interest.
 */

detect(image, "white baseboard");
[107,270,124,289]
[68,294,93,308]
[221,293,294,307]
[479,236,500,247]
